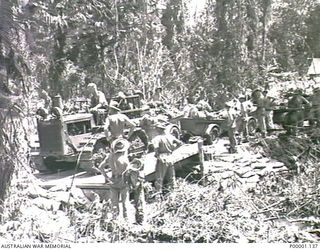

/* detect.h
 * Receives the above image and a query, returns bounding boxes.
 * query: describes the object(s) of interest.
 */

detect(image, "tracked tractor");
[30,96,107,173]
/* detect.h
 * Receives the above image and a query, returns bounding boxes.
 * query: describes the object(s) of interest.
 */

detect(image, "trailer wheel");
[248,118,257,136]
[204,127,220,145]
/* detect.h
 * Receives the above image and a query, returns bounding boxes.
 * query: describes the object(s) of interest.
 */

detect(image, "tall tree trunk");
[0,0,26,222]
[261,0,272,63]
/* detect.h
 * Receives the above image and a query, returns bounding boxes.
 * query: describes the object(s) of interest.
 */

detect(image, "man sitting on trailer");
[152,123,183,198]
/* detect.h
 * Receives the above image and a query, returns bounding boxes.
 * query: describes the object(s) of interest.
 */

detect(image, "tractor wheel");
[169,126,181,139]
[247,118,257,136]
[204,127,220,145]
[92,140,108,168]
[181,133,192,144]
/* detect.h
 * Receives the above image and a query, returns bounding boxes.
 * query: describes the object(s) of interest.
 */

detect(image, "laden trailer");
[36,142,204,191]
[178,117,222,145]
[176,114,257,145]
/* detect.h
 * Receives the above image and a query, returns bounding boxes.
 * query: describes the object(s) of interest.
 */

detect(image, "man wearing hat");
[87,82,108,125]
[98,138,131,219]
[225,101,237,153]
[152,123,183,197]
[139,113,161,151]
[104,102,136,143]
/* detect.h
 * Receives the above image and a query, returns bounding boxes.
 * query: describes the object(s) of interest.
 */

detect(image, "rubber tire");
[247,118,257,136]
[204,127,219,145]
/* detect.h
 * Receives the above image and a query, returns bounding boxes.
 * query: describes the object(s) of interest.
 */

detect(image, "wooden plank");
[38,170,107,189]
[167,143,199,164]
[75,183,111,190]
[143,143,200,178]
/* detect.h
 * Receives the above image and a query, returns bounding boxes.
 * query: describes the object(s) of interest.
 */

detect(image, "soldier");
[251,88,267,138]
[139,113,159,151]
[127,158,145,224]
[310,87,320,127]
[117,91,133,111]
[152,86,167,107]
[195,87,212,112]
[98,138,131,219]
[87,83,108,125]
[285,89,311,135]
[38,89,52,111]
[104,104,136,143]
[225,101,237,153]
[263,90,276,131]
[182,97,197,118]
[152,123,183,197]
[237,95,249,142]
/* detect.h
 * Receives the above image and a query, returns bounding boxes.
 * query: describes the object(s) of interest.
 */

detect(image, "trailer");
[35,142,203,191]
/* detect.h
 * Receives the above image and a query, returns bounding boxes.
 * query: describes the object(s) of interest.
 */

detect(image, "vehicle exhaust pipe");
[52,94,63,109]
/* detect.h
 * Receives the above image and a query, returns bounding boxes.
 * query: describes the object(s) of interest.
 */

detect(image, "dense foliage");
[8,0,318,105]
[1,0,320,238]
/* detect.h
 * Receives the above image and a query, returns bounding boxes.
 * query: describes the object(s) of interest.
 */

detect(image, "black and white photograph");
[0,0,320,246]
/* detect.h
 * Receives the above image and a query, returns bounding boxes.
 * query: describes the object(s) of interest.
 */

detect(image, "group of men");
[39,81,320,223]
[89,82,320,223]
[284,87,320,135]
[223,88,276,153]
[225,85,320,152]
[85,83,183,224]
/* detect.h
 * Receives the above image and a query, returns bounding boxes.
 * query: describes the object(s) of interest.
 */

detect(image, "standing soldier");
[98,138,131,219]
[127,158,145,224]
[152,123,183,197]
[263,90,276,131]
[285,89,310,135]
[251,89,267,138]
[238,95,249,143]
[139,113,159,151]
[310,87,320,127]
[225,101,237,153]
[104,104,136,143]
[87,83,108,125]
